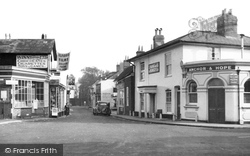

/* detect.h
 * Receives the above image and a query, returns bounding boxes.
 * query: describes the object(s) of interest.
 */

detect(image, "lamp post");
[236,67,243,124]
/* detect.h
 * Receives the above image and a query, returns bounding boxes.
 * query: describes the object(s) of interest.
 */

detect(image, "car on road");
[93,101,111,116]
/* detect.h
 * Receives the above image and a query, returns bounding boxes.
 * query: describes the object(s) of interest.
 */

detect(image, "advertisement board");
[16,55,48,68]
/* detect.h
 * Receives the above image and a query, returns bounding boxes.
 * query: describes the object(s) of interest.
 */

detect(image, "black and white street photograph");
[0,0,250,155]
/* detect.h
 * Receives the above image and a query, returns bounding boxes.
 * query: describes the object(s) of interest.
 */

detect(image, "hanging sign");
[57,52,70,71]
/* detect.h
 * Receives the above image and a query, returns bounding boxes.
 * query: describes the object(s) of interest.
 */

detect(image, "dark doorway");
[208,79,225,123]
[0,86,12,119]
[175,86,181,120]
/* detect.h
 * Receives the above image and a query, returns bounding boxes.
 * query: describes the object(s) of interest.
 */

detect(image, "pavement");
[111,113,250,129]
[1,107,250,129]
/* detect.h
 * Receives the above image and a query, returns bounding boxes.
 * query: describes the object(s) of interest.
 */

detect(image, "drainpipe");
[236,67,243,124]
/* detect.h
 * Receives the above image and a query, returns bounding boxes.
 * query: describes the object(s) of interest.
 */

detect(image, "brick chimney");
[153,28,164,48]
[217,9,238,37]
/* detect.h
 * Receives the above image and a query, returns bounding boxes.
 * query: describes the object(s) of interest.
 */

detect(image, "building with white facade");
[128,10,250,124]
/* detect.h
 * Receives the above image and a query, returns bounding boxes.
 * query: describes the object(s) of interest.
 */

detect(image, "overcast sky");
[1,0,250,80]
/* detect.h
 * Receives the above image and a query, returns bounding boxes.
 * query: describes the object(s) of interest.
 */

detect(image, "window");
[140,93,144,110]
[165,53,172,76]
[208,47,221,60]
[126,87,129,106]
[140,62,145,80]
[14,80,32,107]
[119,90,124,106]
[188,81,197,103]
[244,80,250,103]
[14,80,45,108]
[166,89,171,112]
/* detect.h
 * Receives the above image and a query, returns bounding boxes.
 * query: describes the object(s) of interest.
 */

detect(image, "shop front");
[182,60,250,124]
[49,79,66,117]
[0,66,50,119]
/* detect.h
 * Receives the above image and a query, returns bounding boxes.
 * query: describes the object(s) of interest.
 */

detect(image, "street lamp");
[236,67,243,124]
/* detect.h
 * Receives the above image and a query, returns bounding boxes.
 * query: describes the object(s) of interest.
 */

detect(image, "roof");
[114,66,133,82]
[128,31,250,61]
[0,39,57,60]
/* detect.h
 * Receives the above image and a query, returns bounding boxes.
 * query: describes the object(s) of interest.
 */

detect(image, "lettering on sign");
[16,55,48,68]
[148,62,160,74]
[229,74,239,85]
[187,65,235,72]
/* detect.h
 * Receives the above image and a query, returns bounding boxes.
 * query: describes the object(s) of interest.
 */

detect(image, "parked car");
[93,101,111,116]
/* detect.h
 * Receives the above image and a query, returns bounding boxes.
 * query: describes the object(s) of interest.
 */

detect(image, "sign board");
[57,52,70,71]
[52,108,58,116]
[5,80,18,85]
[149,62,160,74]
[229,74,239,85]
[16,55,48,68]
[187,65,235,72]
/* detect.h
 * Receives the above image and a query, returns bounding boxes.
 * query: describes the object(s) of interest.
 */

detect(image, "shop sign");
[52,108,58,116]
[57,52,70,71]
[187,65,235,72]
[50,79,60,85]
[16,55,48,68]
[229,74,239,85]
[149,62,160,74]
[5,80,18,85]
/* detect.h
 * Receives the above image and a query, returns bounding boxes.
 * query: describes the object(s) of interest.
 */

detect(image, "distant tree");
[78,67,110,105]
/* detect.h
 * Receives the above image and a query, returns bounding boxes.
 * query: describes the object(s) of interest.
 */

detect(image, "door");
[0,87,12,119]
[208,88,225,123]
[175,86,181,120]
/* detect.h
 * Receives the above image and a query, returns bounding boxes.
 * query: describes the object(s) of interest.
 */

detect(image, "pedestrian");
[65,103,69,116]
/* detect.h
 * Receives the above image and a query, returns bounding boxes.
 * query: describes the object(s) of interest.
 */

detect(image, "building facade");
[0,37,58,119]
[128,10,250,124]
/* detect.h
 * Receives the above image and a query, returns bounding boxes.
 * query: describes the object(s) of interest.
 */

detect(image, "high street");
[0,106,250,156]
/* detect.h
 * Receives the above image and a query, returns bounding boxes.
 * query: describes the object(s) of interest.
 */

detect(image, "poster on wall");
[16,55,48,68]
[57,52,70,71]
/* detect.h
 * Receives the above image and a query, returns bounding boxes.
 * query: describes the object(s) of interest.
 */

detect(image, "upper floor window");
[208,47,220,60]
[188,81,197,103]
[165,53,172,76]
[244,79,250,103]
[140,62,145,81]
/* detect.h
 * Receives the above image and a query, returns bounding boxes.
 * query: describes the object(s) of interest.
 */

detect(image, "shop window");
[166,89,171,112]
[140,93,144,110]
[14,80,45,108]
[244,80,250,103]
[165,53,172,76]
[32,82,44,107]
[140,62,145,81]
[188,81,197,103]
[14,80,32,107]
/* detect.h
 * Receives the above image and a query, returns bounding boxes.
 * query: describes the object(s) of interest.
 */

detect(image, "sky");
[1,0,250,81]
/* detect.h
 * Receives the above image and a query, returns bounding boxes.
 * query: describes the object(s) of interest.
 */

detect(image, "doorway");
[175,86,181,120]
[208,78,225,123]
[0,86,12,119]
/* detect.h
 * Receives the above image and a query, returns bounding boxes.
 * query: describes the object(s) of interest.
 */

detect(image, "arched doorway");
[208,78,225,123]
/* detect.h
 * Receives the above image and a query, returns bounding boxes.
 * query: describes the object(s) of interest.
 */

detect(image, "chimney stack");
[136,46,145,56]
[217,9,238,37]
[153,28,164,48]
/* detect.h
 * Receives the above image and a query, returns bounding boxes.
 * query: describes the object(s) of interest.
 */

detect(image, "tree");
[78,67,110,105]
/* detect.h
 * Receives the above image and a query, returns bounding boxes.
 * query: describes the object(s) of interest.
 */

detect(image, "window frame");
[244,79,250,103]
[165,52,172,77]
[140,62,145,81]
[188,81,198,104]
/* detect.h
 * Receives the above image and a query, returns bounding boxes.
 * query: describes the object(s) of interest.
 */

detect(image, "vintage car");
[93,101,111,116]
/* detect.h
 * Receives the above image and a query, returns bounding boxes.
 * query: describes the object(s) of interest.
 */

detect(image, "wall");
[101,79,116,107]
[134,45,183,115]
